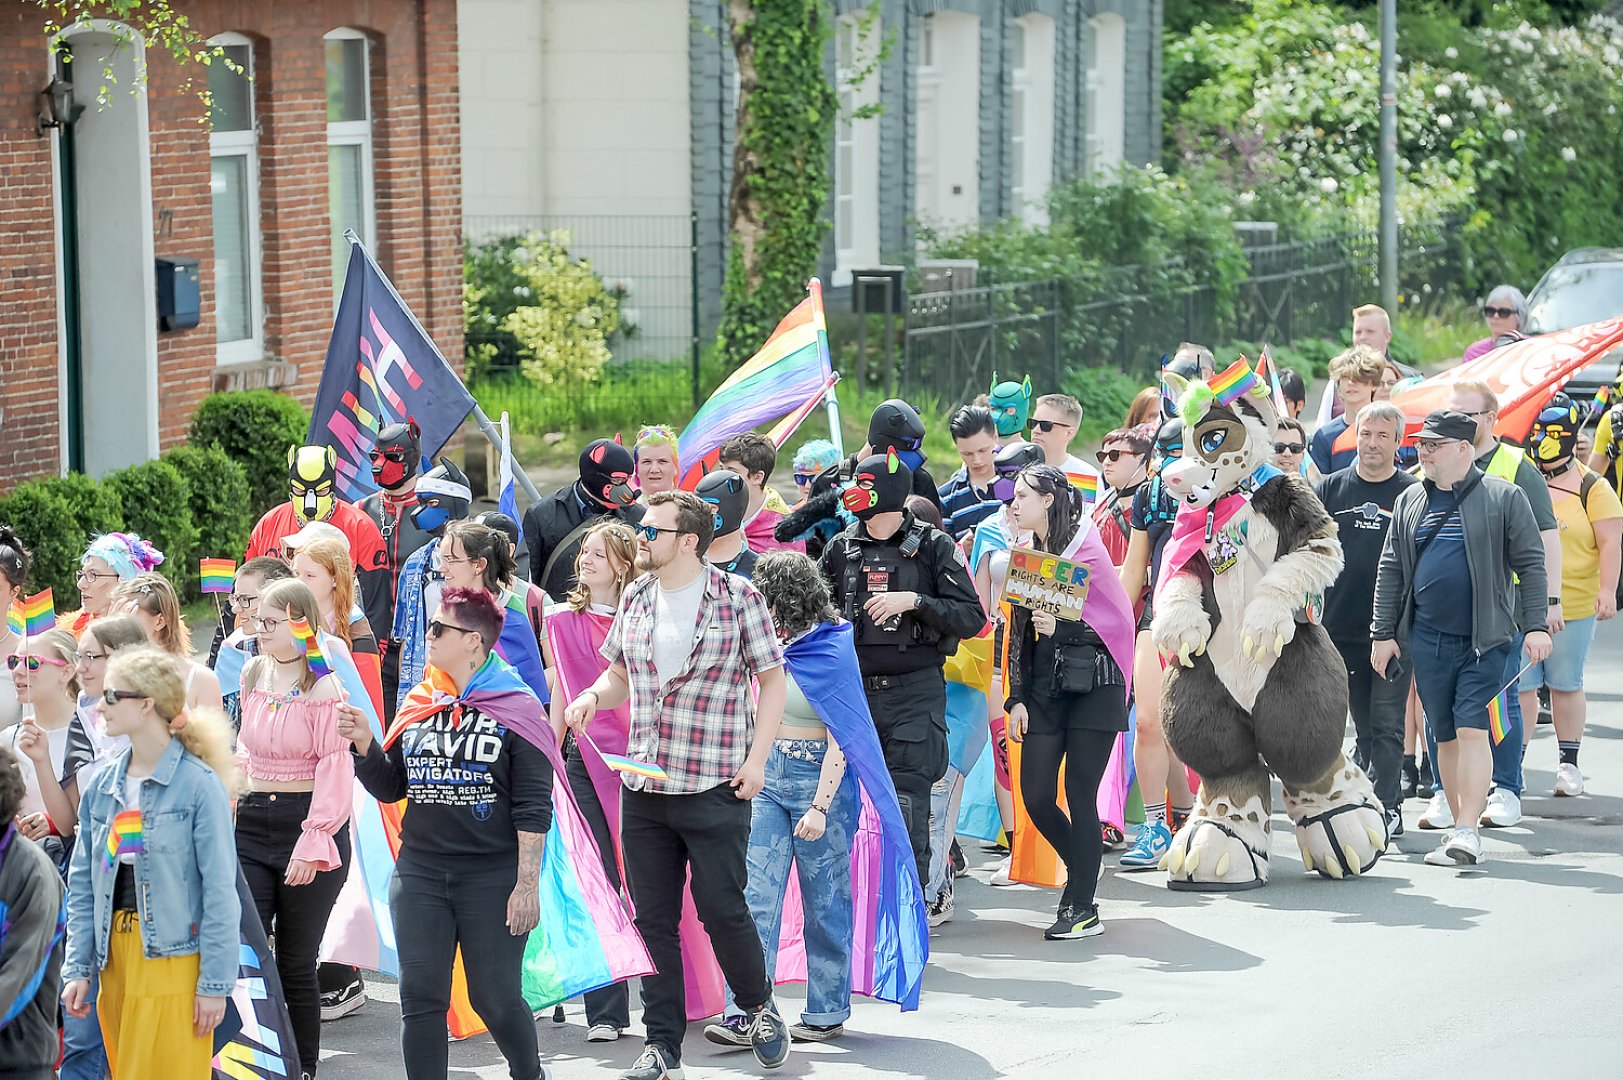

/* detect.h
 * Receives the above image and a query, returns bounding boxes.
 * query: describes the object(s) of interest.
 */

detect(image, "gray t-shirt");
[653,571,706,686]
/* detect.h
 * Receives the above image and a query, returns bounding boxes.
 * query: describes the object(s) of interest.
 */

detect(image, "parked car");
[1524,247,1623,401]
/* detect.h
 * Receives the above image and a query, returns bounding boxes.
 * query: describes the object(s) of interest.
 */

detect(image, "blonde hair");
[1328,344,1388,387]
[1352,304,1391,331]
[293,537,356,646]
[29,628,82,698]
[566,521,639,614]
[83,614,149,657]
[1451,378,1499,414]
[106,647,242,797]
[112,573,190,657]
[248,579,328,693]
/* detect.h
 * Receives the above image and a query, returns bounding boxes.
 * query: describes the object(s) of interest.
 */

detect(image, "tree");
[33,1,232,111]
[716,0,837,365]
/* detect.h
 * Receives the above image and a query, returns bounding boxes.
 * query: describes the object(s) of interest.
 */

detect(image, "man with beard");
[524,438,644,603]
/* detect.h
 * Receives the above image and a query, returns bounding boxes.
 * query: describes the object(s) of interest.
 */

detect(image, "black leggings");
[1019,718,1118,910]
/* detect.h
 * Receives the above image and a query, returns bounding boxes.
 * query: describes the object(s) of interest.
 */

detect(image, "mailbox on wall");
[155,257,201,332]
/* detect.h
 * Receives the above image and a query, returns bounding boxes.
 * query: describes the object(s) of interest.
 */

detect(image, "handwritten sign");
[1001,546,1091,621]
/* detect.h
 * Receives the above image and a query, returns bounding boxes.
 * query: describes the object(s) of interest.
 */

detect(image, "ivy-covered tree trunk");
[717,0,835,365]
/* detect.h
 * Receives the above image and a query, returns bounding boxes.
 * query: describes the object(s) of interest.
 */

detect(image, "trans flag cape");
[1005,516,1136,888]
[212,871,301,1080]
[943,631,1001,842]
[324,653,650,1038]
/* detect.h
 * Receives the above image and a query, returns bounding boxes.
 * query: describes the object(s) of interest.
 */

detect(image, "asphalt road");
[317,617,1623,1080]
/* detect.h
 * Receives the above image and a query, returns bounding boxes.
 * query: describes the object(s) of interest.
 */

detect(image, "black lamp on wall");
[36,76,83,135]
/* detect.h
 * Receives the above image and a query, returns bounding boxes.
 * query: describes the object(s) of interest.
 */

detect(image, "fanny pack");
[1050,643,1125,696]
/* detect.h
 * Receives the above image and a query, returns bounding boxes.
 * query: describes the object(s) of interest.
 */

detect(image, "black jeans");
[1334,638,1407,813]
[1018,690,1122,910]
[623,783,769,1064]
[566,747,631,1030]
[863,667,950,892]
[391,850,540,1080]
[236,790,351,1077]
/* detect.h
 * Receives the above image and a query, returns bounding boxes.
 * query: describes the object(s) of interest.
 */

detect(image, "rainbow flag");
[596,749,669,782]
[1210,356,1260,406]
[200,558,237,594]
[21,590,54,636]
[288,616,334,680]
[102,810,143,871]
[1488,691,1510,746]
[677,280,835,490]
[1068,471,1099,503]
[5,602,20,636]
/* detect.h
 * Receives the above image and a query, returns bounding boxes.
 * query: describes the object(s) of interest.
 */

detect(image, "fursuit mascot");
[1151,358,1386,890]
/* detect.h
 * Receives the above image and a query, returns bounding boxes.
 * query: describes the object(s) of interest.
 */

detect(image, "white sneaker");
[1422,838,1456,866]
[1417,792,1454,830]
[587,1023,622,1042]
[1554,763,1585,797]
[989,855,1015,887]
[1444,827,1484,865]
[1480,789,1522,828]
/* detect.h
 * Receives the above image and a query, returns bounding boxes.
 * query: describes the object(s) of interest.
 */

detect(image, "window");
[834,13,880,282]
[325,29,374,293]
[1012,14,1055,223]
[208,34,262,361]
[914,11,978,229]
[1086,14,1126,178]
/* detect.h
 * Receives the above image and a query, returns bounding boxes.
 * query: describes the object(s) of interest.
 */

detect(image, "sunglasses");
[7,654,70,671]
[372,449,408,462]
[426,619,478,639]
[1483,306,1517,319]
[1032,419,1073,433]
[793,473,816,487]
[635,524,684,542]
[1095,448,1143,464]
[101,688,147,707]
[1273,442,1306,455]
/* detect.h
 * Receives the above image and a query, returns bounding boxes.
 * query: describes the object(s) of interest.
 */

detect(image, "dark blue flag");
[309,235,477,501]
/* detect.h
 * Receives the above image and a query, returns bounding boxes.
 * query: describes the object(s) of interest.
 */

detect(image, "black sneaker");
[1045,904,1103,940]
[981,839,1010,855]
[702,1015,752,1048]
[621,1044,684,1080]
[1417,758,1435,798]
[319,977,366,1021]
[1385,806,1404,839]
[749,1002,791,1069]
[788,1021,844,1042]
[949,839,967,877]
[1401,760,1419,801]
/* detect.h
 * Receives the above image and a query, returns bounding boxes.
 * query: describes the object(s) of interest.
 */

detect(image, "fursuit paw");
[1238,595,1298,662]
[1285,762,1387,880]
[1150,596,1212,669]
[1161,792,1272,892]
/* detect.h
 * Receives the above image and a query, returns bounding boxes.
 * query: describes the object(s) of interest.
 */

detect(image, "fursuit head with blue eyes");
[1150,357,1388,893]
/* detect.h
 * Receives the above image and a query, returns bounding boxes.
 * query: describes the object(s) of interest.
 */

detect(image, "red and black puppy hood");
[579,439,637,509]
[370,418,422,490]
[842,447,912,520]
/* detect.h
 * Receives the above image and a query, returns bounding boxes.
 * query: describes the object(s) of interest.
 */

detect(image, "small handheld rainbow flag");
[1210,357,1261,406]
[6,602,21,636]
[1068,472,1100,504]
[21,589,55,636]
[200,558,237,595]
[598,750,670,782]
[1487,692,1510,746]
[288,616,335,680]
[102,809,144,871]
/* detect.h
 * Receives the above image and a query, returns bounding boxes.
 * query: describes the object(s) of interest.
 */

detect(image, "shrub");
[0,474,124,602]
[164,444,252,594]
[190,390,310,520]
[1063,365,1152,445]
[103,460,196,592]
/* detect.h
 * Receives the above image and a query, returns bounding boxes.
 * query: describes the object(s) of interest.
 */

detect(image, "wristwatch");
[1548,597,1561,606]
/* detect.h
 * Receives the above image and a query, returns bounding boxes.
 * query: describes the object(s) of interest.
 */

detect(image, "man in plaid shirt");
[564,490,791,1080]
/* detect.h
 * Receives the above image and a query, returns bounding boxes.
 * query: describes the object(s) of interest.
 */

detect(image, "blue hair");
[793,439,842,474]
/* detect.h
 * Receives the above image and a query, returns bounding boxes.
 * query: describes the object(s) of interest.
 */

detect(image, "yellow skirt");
[99,909,216,1080]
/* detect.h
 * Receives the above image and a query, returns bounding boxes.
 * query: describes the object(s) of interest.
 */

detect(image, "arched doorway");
[51,23,160,475]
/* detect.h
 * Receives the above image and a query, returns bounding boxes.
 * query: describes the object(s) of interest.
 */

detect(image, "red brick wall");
[0,0,462,486]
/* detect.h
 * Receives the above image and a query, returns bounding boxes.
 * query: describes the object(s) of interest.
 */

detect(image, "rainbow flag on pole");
[21,590,54,636]
[677,280,837,489]
[1210,356,1261,406]
[1488,690,1511,746]
[5,603,20,636]
[200,558,237,594]
[288,616,334,680]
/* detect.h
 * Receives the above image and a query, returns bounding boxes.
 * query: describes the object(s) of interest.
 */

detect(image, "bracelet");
[810,804,829,815]
[580,689,599,706]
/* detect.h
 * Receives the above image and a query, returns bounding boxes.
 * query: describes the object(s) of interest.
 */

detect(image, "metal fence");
[899,280,1063,403]
[464,213,695,363]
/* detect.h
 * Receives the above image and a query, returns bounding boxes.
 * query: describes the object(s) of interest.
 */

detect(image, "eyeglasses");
[1095,448,1143,464]
[438,554,472,566]
[1415,440,1457,453]
[76,568,119,583]
[1032,419,1074,433]
[7,654,70,671]
[1273,442,1306,455]
[249,616,286,633]
[635,524,683,542]
[426,619,478,639]
[229,594,259,613]
[1483,306,1517,319]
[77,650,108,666]
[1457,409,1493,418]
[101,688,147,707]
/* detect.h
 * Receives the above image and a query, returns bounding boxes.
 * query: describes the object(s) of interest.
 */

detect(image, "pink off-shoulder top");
[238,690,355,870]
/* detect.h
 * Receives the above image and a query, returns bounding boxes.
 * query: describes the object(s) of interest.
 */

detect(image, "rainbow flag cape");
[200,558,237,595]
[677,280,835,490]
[288,616,334,680]
[21,590,54,636]
[212,871,301,1080]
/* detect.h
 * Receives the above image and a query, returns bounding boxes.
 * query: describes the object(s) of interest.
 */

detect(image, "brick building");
[0,1,461,485]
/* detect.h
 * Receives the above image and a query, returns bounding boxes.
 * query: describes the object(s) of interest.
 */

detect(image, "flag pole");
[344,231,543,505]
[809,278,844,456]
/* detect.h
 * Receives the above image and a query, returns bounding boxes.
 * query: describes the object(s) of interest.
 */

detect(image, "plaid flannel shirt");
[601,563,783,794]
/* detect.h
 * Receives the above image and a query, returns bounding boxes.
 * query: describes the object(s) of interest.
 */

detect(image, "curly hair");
[751,552,837,642]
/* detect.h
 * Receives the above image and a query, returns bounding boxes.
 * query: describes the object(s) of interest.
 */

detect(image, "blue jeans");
[727,739,860,1026]
[1419,628,1523,796]
[59,970,107,1080]
[927,765,966,899]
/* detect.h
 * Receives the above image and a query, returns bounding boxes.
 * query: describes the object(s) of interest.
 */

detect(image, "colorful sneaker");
[749,1001,791,1069]
[1554,763,1585,797]
[1044,904,1102,940]
[1119,819,1171,869]
[702,1015,752,1048]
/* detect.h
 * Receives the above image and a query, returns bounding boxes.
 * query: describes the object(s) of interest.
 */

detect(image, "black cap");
[1416,409,1478,443]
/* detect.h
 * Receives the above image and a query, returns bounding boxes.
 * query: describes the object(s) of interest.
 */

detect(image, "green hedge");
[103,460,196,593]
[164,445,252,594]
[0,475,124,603]
[190,389,309,519]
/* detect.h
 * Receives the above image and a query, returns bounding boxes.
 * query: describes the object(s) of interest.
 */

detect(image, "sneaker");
[788,1022,844,1043]
[1385,806,1404,840]
[1422,839,1456,867]
[587,1023,622,1042]
[981,839,1010,854]
[1401,760,1420,801]
[749,1001,791,1069]
[621,1044,684,1080]
[1101,822,1125,850]
[927,884,955,927]
[1480,789,1522,828]
[1044,904,1103,940]
[1417,792,1454,831]
[702,1015,752,1048]
[988,856,1015,887]
[1554,762,1585,797]
[949,839,968,877]
[1417,758,1436,798]
[1444,827,1484,865]
[1119,819,1172,869]
[319,978,366,1022]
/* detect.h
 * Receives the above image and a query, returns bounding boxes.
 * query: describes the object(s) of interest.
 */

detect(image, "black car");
[1524,247,1623,401]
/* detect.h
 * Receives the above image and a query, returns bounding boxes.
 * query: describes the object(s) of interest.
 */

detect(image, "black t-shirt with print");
[1316,467,1419,642]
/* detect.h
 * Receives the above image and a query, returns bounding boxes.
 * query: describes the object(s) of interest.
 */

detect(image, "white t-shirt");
[3,722,73,819]
[652,571,706,687]
[1060,453,1103,490]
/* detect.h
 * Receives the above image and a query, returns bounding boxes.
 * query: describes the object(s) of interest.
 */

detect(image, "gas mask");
[370,418,422,491]
[1529,393,1580,472]
[990,442,1044,504]
[579,440,638,510]
[988,373,1034,437]
[841,448,912,520]
[289,445,339,525]
[695,469,748,538]
[410,458,472,536]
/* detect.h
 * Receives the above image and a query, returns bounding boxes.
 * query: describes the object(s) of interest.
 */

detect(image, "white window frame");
[1010,22,1027,210]
[834,12,880,284]
[325,27,376,291]
[208,31,263,364]
[1013,13,1054,224]
[1086,13,1126,179]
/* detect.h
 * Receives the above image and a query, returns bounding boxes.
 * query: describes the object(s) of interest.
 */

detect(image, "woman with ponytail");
[65,533,165,638]
[1003,465,1136,941]
[61,648,241,1080]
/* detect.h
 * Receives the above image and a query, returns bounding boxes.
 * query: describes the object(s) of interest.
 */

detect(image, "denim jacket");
[63,738,241,997]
